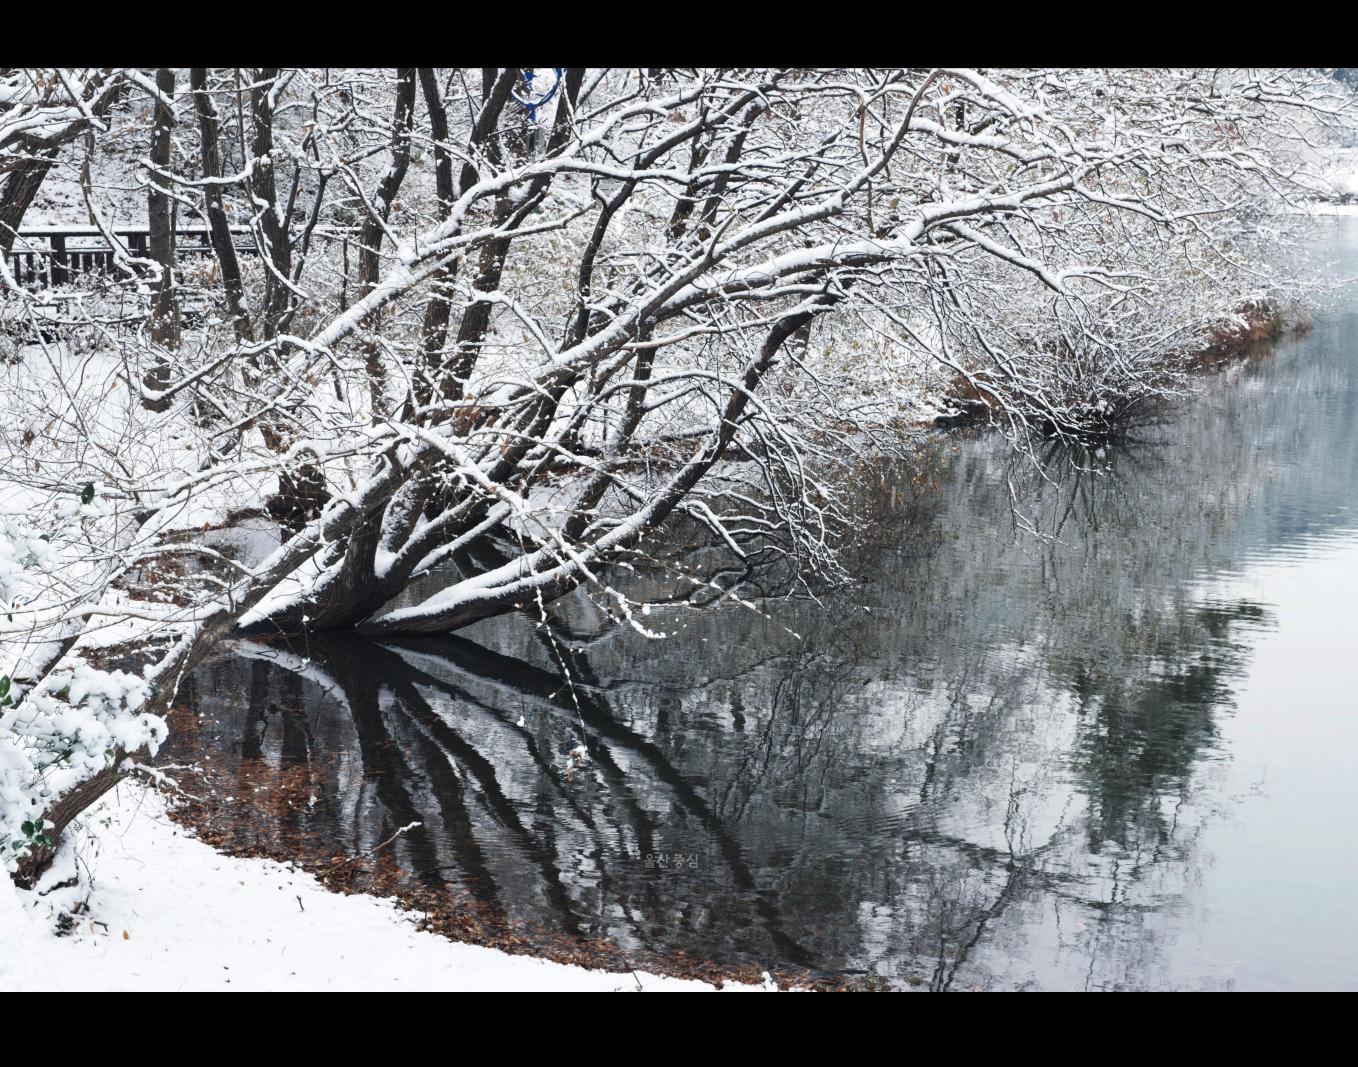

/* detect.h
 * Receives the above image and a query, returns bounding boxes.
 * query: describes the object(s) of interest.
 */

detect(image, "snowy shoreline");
[0,785,773,992]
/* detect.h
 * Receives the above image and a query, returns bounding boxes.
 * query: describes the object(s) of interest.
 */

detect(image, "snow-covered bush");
[1,665,164,870]
[1,485,162,874]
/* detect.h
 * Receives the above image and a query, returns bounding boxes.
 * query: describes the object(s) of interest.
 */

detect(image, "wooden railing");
[5,226,255,289]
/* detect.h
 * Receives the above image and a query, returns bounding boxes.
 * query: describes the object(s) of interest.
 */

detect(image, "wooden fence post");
[50,233,68,286]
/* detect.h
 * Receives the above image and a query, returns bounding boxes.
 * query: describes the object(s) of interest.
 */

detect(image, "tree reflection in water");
[167,295,1358,989]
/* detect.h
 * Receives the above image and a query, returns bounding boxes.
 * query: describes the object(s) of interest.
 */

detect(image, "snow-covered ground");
[0,786,772,992]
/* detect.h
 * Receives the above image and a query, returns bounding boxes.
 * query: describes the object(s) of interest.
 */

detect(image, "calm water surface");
[173,219,1358,990]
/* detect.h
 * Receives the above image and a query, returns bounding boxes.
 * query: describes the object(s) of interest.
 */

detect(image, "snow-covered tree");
[1,67,1352,884]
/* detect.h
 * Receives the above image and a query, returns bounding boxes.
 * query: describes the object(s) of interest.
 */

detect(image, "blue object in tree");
[515,68,565,125]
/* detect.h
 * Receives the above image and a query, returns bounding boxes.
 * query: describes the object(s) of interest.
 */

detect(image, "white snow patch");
[1,786,772,992]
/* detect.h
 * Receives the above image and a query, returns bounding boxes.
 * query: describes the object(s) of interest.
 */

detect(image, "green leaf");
[80,482,95,505]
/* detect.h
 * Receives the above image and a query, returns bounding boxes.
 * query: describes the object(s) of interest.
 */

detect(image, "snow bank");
[1,786,771,992]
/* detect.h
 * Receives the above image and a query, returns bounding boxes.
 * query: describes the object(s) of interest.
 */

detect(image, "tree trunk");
[0,152,58,258]
[144,68,179,409]
[249,68,291,340]
[190,67,251,341]
[357,67,417,412]
[11,761,124,888]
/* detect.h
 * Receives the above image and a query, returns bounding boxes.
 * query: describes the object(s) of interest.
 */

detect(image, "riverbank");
[0,784,778,992]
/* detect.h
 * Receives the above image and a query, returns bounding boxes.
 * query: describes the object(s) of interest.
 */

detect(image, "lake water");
[171,217,1358,990]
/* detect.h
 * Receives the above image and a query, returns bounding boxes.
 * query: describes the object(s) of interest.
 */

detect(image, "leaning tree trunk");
[0,69,124,259]
[10,760,124,888]
[0,152,58,259]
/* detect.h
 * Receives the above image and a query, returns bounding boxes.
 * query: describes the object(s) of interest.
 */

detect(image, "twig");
[324,821,421,872]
